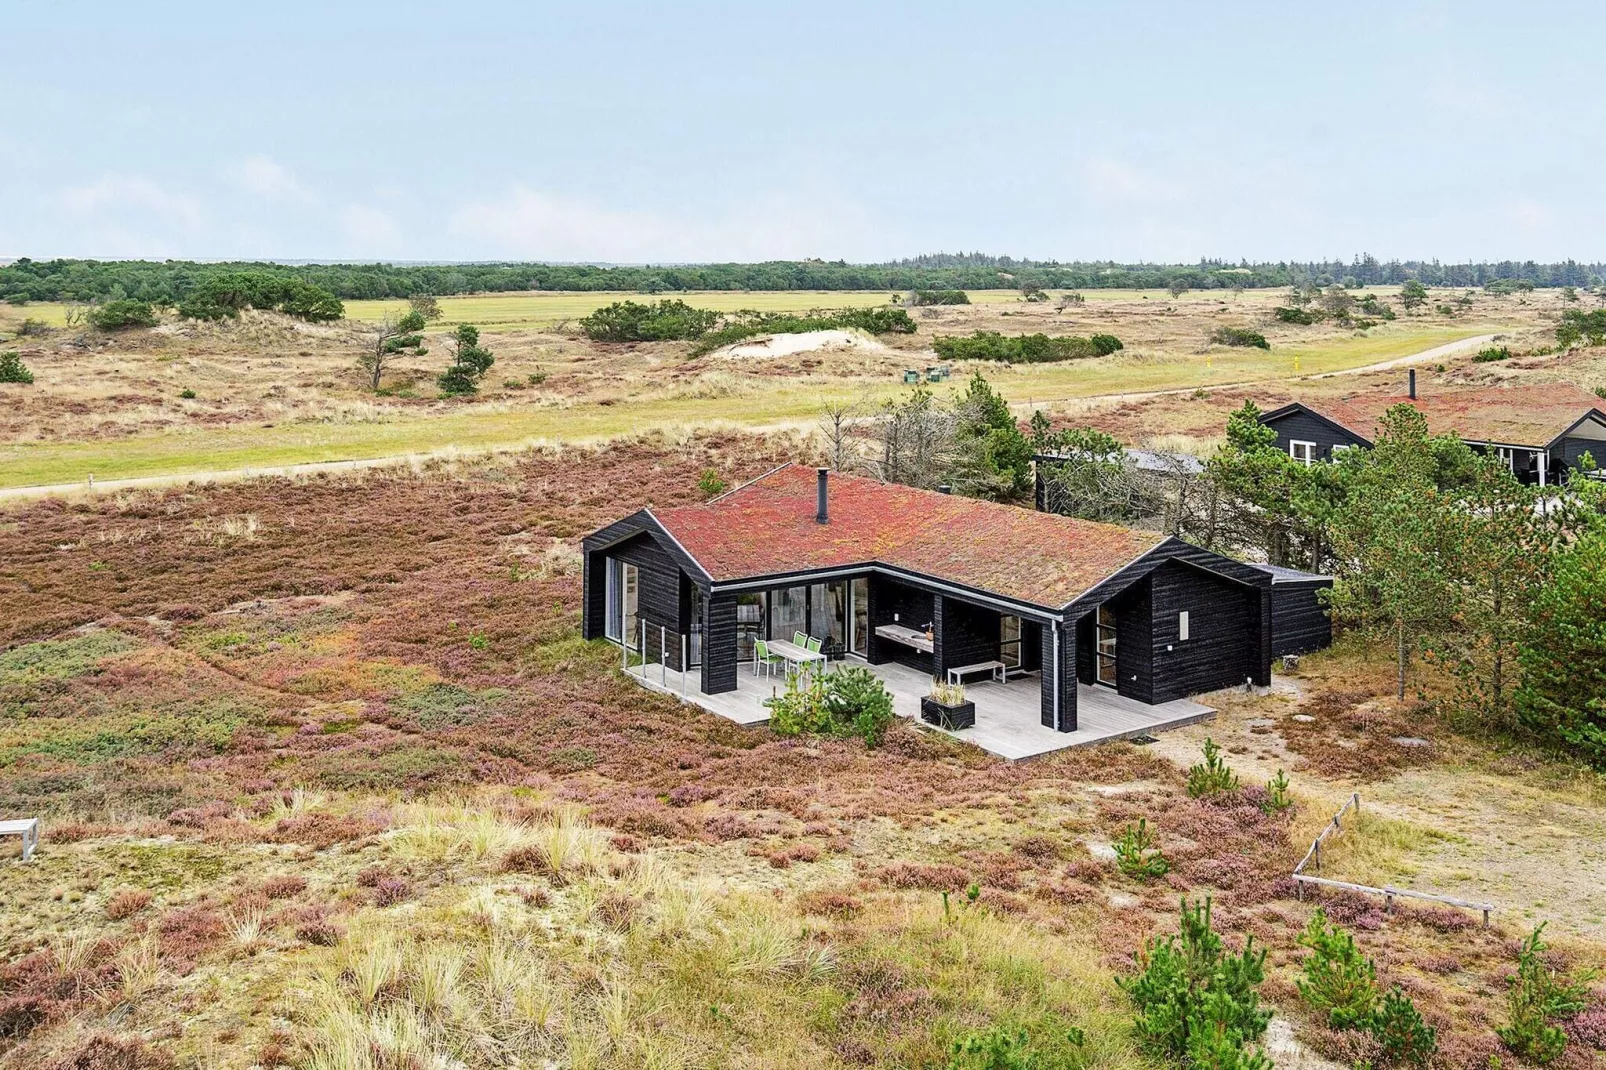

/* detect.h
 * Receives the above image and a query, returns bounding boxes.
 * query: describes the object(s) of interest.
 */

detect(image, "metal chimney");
[816,468,829,524]
[1408,369,1417,400]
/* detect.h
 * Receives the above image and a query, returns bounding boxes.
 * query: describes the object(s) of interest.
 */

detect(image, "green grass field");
[0,324,1489,491]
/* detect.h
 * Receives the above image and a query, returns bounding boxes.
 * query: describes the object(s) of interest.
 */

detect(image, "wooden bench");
[0,819,39,862]
[947,660,1005,686]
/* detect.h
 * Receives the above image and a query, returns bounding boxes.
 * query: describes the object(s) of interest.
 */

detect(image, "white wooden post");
[660,625,667,685]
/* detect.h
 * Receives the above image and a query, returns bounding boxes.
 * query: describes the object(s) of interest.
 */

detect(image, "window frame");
[1289,440,1317,466]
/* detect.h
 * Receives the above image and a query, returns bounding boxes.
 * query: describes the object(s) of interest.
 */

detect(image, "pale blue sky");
[3,1,1601,264]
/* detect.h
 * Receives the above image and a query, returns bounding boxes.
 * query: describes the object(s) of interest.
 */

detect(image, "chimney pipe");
[1408,369,1416,400]
[816,468,829,524]
[936,484,952,494]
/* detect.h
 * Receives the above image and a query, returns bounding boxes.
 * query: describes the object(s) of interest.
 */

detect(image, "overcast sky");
[3,1,1601,265]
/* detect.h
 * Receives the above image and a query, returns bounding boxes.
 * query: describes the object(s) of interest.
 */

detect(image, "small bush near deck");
[1210,326,1270,349]
[1498,924,1596,1065]
[1119,896,1271,1070]
[1186,738,1240,797]
[1113,817,1169,881]
[766,666,894,747]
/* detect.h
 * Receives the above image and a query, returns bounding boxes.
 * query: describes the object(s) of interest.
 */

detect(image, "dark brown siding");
[1112,578,1154,703]
[937,599,1000,676]
[868,577,935,674]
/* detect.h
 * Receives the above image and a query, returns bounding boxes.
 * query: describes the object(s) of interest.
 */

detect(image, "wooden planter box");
[921,697,975,731]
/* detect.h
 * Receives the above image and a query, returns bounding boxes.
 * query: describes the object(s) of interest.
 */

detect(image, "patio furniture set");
[752,632,831,677]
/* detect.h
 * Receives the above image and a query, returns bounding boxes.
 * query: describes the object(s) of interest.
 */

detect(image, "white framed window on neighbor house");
[1178,611,1190,641]
[1331,444,1353,456]
[1289,440,1316,465]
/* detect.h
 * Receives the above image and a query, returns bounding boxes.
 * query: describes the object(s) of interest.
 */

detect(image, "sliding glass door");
[604,558,639,651]
[810,581,847,649]
[736,592,766,662]
[999,615,1022,671]
[771,586,809,644]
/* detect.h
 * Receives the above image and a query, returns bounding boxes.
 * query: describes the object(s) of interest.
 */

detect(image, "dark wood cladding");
[1262,406,1370,460]
[1270,580,1333,657]
[938,598,1000,675]
[702,592,739,694]
[1112,577,1154,703]
[1146,560,1262,702]
[1038,619,1077,731]
[868,577,935,675]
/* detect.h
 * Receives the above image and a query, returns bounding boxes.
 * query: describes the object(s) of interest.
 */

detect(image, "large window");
[736,592,766,662]
[1289,440,1316,466]
[605,558,639,650]
[811,582,847,648]
[1095,604,1118,687]
[850,578,869,657]
[771,585,809,644]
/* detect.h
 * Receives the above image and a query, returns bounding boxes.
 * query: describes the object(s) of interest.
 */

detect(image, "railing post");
[661,625,667,685]
[1313,840,1321,873]
[681,635,688,695]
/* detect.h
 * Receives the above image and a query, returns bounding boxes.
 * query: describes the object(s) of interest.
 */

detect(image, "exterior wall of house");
[938,598,1001,674]
[1111,579,1155,703]
[1264,410,1369,461]
[702,592,739,694]
[1147,560,1263,702]
[1557,435,1606,471]
[1269,580,1333,658]
[867,575,935,675]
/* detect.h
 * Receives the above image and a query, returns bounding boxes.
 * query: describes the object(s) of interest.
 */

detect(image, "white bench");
[0,819,39,862]
[947,660,1006,686]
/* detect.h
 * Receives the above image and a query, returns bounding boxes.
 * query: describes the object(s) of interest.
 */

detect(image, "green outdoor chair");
[793,631,808,647]
[754,640,783,676]
[805,636,822,654]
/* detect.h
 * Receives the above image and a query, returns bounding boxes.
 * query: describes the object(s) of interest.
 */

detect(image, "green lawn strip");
[0,326,1496,489]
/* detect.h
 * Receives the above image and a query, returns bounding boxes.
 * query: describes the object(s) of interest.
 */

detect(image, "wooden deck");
[623,658,1213,760]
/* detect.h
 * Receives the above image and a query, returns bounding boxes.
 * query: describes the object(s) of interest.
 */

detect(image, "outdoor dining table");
[765,638,828,674]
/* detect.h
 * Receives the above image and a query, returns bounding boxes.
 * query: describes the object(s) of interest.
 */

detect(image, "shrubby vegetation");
[1473,345,1512,362]
[438,324,495,395]
[88,298,159,330]
[175,271,343,322]
[907,289,970,305]
[1557,308,1606,348]
[1298,908,1437,1065]
[932,330,1122,363]
[1120,897,1271,1070]
[1209,326,1269,349]
[687,307,916,355]
[763,665,895,747]
[864,373,1033,501]
[1497,924,1595,1065]
[7,254,1596,305]
[0,349,34,385]
[578,299,721,342]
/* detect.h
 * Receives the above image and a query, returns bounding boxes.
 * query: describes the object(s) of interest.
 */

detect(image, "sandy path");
[0,333,1501,503]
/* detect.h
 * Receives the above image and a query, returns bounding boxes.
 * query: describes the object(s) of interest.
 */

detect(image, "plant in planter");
[921,678,975,730]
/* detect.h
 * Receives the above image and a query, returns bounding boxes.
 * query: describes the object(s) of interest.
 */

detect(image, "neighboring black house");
[581,464,1276,733]
[1259,378,1606,485]
[1253,564,1333,658]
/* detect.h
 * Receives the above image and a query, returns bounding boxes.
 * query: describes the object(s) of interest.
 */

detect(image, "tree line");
[5,255,1603,305]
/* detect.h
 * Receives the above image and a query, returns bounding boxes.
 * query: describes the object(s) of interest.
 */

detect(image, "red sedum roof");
[653,465,1164,608]
[1312,384,1606,448]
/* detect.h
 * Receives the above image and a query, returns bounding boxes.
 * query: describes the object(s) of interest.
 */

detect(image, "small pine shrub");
[1371,985,1438,1066]
[1113,818,1170,881]
[698,469,727,498]
[1474,345,1512,363]
[946,1023,1086,1070]
[1186,738,1240,797]
[1296,907,1377,1030]
[0,350,33,385]
[1497,924,1596,1065]
[1119,897,1271,1070]
[1262,770,1293,813]
[179,388,197,399]
[764,666,894,748]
